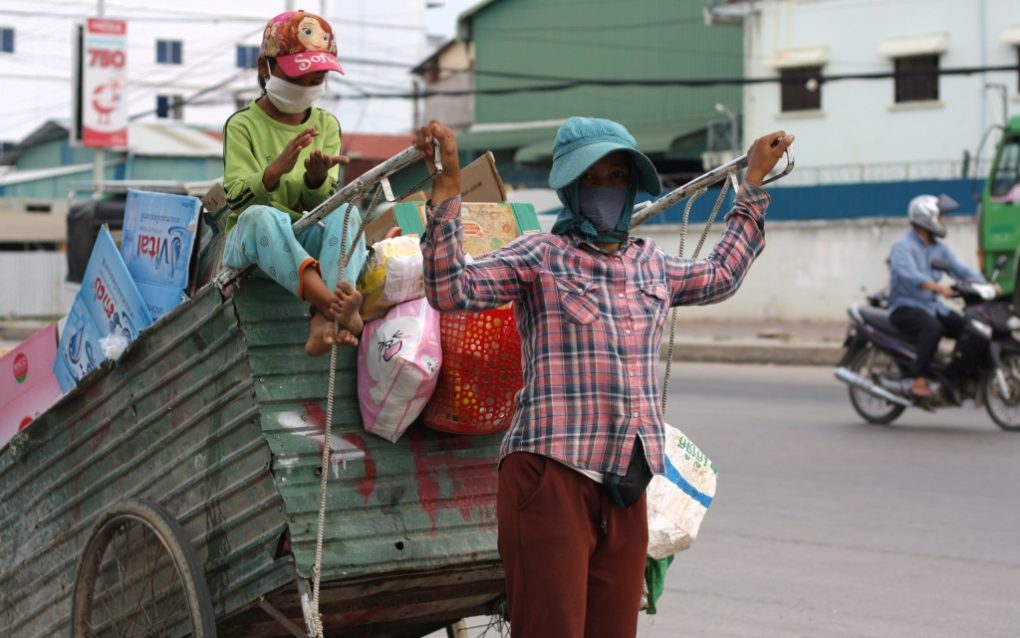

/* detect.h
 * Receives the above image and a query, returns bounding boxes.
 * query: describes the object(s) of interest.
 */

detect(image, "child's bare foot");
[301,266,337,320]
[305,312,358,356]
[330,281,364,337]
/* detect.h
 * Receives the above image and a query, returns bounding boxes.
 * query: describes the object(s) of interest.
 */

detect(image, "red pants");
[497,453,648,638]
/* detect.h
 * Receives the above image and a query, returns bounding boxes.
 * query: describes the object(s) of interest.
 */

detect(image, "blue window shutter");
[1,29,13,54]
[156,95,168,118]
[173,41,182,64]
[235,45,244,69]
[156,40,165,63]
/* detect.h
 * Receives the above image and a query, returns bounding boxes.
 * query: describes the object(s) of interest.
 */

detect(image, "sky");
[425,0,478,39]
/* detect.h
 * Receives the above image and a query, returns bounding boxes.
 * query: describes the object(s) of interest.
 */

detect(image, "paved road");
[439,363,1020,637]
[639,363,1020,638]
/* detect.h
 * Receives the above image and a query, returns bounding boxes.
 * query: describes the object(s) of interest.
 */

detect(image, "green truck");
[978,115,1020,294]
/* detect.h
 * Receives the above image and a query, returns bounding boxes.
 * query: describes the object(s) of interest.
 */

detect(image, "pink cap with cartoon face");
[261,11,343,77]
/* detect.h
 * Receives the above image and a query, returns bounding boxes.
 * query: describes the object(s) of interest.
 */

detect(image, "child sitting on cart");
[221,10,365,356]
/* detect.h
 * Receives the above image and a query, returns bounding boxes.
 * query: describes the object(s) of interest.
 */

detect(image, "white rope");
[661,176,735,411]
[306,181,410,638]
[309,201,353,638]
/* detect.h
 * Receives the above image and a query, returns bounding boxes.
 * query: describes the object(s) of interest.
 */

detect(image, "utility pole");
[92,0,105,199]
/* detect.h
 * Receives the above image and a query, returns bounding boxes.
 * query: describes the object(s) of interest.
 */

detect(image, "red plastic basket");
[425,305,523,435]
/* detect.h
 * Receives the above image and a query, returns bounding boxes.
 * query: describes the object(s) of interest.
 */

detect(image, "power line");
[338,63,1020,99]
[0,7,424,30]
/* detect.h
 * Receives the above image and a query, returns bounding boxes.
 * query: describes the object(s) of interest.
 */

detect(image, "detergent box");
[383,201,540,257]
[54,226,154,392]
[0,324,63,447]
[121,189,201,320]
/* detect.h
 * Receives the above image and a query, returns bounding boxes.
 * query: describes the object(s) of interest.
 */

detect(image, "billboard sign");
[75,18,128,150]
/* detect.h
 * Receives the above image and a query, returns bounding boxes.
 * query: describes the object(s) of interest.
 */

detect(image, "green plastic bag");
[643,555,675,615]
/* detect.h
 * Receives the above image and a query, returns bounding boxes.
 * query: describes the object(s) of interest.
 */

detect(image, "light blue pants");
[222,205,367,299]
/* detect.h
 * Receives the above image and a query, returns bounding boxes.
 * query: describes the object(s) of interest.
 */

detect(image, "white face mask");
[265,75,326,114]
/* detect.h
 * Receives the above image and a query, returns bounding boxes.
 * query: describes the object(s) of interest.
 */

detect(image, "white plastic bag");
[646,423,718,559]
[357,297,442,442]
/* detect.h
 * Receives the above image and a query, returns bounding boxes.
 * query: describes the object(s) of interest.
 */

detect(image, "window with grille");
[236,45,259,69]
[894,54,939,103]
[156,94,184,120]
[156,39,182,64]
[780,66,821,112]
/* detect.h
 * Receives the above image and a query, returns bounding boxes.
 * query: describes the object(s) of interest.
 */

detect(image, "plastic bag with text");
[357,297,442,442]
[646,423,718,559]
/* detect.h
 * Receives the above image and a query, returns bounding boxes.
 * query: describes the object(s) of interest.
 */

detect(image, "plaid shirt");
[421,185,770,475]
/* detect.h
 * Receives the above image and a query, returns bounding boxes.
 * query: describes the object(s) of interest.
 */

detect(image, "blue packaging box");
[54,227,154,392]
[121,190,200,319]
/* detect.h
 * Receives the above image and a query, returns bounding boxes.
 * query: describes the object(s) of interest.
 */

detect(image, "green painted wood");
[233,278,503,584]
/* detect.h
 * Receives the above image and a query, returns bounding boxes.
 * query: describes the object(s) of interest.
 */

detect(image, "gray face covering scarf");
[579,185,628,232]
[550,169,638,245]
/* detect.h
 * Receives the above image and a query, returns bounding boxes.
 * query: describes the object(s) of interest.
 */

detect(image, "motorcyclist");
[887,194,985,399]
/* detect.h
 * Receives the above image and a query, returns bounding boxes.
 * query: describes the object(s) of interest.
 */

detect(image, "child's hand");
[264,128,318,191]
[305,151,349,189]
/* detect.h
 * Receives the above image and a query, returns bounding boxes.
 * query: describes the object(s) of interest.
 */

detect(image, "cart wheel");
[70,498,217,638]
[445,614,510,637]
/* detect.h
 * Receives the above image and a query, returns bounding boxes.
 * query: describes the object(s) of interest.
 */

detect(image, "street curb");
[662,339,842,366]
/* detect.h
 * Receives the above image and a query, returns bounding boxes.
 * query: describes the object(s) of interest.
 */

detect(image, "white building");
[0,0,433,147]
[709,0,1020,187]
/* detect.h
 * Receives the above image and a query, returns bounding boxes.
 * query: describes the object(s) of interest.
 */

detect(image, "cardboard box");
[0,324,63,445]
[459,152,507,203]
[54,227,154,392]
[121,190,201,319]
[387,201,540,257]
[363,153,508,247]
[364,203,429,249]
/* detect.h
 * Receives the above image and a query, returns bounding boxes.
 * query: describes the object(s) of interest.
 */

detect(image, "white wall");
[743,0,1020,181]
[2,218,980,322]
[0,252,78,317]
[639,216,978,322]
[0,0,430,144]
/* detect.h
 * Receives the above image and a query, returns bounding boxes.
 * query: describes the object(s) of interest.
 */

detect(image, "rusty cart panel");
[0,275,504,638]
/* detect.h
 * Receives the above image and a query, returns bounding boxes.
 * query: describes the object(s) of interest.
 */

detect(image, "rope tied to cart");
[307,157,439,638]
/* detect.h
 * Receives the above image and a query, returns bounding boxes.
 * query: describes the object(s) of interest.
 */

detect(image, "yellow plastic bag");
[357,235,425,321]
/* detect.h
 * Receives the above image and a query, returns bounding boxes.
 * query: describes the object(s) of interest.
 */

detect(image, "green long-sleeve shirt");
[222,100,342,232]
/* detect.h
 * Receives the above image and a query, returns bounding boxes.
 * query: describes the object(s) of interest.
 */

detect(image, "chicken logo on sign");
[91,78,122,126]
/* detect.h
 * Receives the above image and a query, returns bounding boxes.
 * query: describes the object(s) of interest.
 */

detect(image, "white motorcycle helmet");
[907,193,959,238]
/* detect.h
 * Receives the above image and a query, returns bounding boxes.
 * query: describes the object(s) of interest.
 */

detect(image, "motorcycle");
[834,256,1020,431]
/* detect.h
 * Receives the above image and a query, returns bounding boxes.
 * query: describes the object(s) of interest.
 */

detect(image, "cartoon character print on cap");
[263,11,337,58]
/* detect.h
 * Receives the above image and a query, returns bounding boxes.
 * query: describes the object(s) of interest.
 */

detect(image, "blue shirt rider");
[887,194,985,398]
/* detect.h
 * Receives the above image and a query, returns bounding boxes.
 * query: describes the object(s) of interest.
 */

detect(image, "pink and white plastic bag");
[357,297,442,442]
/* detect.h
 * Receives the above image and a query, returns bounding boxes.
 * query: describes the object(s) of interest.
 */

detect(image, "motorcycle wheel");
[848,346,906,425]
[984,352,1020,431]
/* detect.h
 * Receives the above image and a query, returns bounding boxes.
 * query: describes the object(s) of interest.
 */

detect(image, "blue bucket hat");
[548,117,662,195]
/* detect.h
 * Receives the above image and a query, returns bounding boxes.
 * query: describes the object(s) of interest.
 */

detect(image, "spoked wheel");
[984,352,1020,431]
[71,498,216,638]
[848,346,907,425]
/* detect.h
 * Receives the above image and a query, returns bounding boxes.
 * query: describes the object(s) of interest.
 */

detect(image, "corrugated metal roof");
[343,133,415,161]
[128,121,223,158]
[0,163,97,186]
